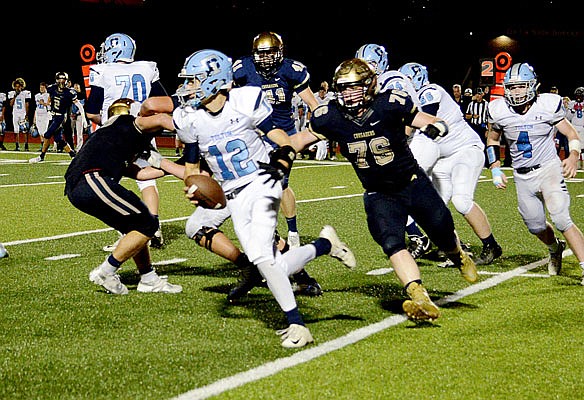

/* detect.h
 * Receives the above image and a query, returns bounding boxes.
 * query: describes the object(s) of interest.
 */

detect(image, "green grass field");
[1,149,584,400]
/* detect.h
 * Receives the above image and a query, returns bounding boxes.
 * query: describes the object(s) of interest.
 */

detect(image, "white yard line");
[170,255,559,400]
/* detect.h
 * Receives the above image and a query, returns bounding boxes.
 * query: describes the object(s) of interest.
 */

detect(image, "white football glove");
[147,150,163,168]
[315,140,328,161]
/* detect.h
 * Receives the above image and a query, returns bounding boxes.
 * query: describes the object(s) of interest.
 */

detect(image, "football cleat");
[89,267,128,295]
[28,156,43,164]
[287,231,300,249]
[0,243,8,258]
[276,324,314,348]
[137,276,182,293]
[402,281,440,321]
[319,225,356,268]
[458,251,478,283]
[548,239,566,276]
[291,277,323,297]
[150,228,164,249]
[227,262,264,303]
[474,243,503,265]
[407,234,431,259]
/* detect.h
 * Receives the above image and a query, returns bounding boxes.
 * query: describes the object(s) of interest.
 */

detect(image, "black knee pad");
[194,226,222,250]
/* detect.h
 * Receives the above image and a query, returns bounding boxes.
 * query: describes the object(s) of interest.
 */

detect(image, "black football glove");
[258,145,296,188]
[420,120,448,140]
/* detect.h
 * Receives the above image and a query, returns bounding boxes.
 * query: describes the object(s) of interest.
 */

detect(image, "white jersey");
[291,92,307,132]
[566,100,584,128]
[487,93,564,170]
[8,90,31,117]
[417,83,484,157]
[34,92,50,117]
[378,69,421,107]
[0,92,6,112]
[89,60,160,123]
[173,86,273,194]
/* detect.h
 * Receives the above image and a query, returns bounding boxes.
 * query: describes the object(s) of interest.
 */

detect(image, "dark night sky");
[5,0,584,100]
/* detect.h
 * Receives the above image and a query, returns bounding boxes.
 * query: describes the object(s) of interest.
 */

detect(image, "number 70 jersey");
[487,93,565,169]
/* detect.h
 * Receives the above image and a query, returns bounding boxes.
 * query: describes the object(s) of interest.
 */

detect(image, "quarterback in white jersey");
[150,49,355,348]
[487,62,584,281]
[85,33,168,249]
[400,62,503,265]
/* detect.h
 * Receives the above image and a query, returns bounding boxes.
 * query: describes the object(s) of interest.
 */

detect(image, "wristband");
[491,167,504,186]
[486,145,500,166]
[568,139,581,154]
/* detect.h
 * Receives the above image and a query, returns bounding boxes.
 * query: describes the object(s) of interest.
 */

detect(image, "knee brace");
[193,226,222,250]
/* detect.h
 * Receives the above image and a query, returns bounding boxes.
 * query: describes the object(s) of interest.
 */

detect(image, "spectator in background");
[8,77,31,151]
[461,87,473,113]
[0,90,7,150]
[70,83,87,150]
[33,82,51,152]
[452,84,464,111]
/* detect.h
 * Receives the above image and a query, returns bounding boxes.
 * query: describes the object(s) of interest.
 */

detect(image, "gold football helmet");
[12,77,26,90]
[252,31,284,77]
[107,98,136,118]
[332,58,378,114]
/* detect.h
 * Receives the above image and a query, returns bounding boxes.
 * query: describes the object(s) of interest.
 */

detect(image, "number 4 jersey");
[487,93,564,170]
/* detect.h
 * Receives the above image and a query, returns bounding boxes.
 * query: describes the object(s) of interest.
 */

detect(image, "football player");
[486,62,584,283]
[8,77,31,151]
[29,72,82,162]
[232,32,322,295]
[399,61,503,265]
[566,86,584,168]
[142,49,356,347]
[291,58,478,321]
[356,43,432,260]
[85,33,168,249]
[65,98,183,294]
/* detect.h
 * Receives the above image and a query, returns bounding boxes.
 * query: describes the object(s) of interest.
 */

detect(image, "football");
[185,174,226,209]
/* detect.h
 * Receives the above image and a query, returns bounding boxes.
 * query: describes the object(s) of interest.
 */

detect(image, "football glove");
[420,121,448,140]
[147,150,163,168]
[258,145,296,187]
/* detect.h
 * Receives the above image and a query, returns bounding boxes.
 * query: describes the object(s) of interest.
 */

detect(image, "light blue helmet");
[97,33,136,63]
[398,62,428,91]
[18,120,30,133]
[503,63,538,106]
[176,49,233,109]
[355,44,388,76]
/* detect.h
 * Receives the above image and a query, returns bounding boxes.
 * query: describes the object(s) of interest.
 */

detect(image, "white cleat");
[287,231,300,249]
[89,267,128,295]
[319,225,356,269]
[137,276,182,293]
[28,156,43,164]
[276,324,314,348]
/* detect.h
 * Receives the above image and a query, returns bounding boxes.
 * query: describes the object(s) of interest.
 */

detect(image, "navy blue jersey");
[47,84,78,115]
[64,114,153,191]
[232,55,311,133]
[310,90,420,193]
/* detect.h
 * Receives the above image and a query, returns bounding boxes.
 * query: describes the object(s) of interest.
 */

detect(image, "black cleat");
[292,277,323,296]
[474,243,503,265]
[227,263,263,303]
[407,234,431,259]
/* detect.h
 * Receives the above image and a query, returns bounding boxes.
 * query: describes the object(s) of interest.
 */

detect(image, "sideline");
[170,256,554,400]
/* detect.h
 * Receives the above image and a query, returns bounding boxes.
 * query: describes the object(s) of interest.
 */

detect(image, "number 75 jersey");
[487,93,565,169]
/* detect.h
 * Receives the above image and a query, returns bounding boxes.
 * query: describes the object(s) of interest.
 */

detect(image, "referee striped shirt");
[466,99,488,126]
